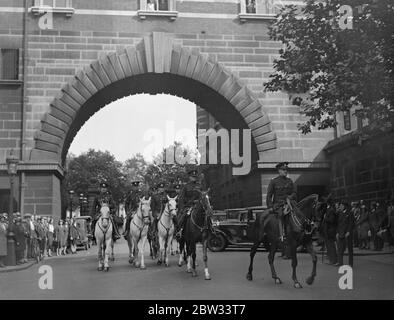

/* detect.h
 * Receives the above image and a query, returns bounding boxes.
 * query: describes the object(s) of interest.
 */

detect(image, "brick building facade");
[0,0,333,219]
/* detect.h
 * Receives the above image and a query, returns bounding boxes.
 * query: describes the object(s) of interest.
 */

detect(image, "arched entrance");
[28,32,277,218]
[30,32,276,164]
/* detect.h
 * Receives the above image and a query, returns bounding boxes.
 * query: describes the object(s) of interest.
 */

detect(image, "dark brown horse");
[246,194,321,288]
[182,190,213,280]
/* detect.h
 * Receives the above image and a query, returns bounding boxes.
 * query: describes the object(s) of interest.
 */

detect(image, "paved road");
[1,239,393,300]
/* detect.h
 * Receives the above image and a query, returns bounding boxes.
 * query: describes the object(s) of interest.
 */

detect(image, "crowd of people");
[0,213,86,268]
[319,198,394,267]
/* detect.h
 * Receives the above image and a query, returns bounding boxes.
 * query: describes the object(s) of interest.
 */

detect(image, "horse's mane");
[296,194,318,211]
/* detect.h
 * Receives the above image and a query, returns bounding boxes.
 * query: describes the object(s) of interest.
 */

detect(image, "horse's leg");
[178,239,184,267]
[110,239,115,262]
[269,242,281,284]
[185,242,192,273]
[104,238,110,272]
[305,241,317,285]
[97,240,103,271]
[157,235,163,265]
[191,241,197,277]
[165,234,172,267]
[127,235,134,264]
[246,236,262,281]
[290,239,302,288]
[203,233,211,280]
[139,234,147,269]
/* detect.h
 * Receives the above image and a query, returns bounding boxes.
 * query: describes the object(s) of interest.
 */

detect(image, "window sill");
[0,79,22,86]
[30,6,75,17]
[239,13,276,23]
[137,10,178,21]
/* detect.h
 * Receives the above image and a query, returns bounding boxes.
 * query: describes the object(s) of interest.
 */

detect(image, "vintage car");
[208,206,266,252]
[74,216,93,250]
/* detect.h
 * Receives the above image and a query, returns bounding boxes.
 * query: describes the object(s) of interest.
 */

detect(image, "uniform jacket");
[0,222,7,256]
[178,180,202,212]
[125,191,142,214]
[323,205,338,239]
[266,175,296,208]
[14,223,27,251]
[152,191,167,216]
[91,192,116,216]
[337,210,355,238]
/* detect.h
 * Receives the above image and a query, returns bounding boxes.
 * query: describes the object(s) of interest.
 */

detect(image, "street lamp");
[79,193,84,216]
[69,190,74,218]
[6,149,19,266]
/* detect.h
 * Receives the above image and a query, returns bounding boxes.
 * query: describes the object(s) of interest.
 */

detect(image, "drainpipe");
[19,0,29,214]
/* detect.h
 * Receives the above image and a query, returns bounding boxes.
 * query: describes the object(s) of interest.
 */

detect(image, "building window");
[0,49,19,80]
[31,0,74,17]
[239,0,277,22]
[138,0,178,20]
[343,110,351,131]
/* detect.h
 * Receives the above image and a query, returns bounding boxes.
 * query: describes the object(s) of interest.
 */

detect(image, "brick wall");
[328,131,394,202]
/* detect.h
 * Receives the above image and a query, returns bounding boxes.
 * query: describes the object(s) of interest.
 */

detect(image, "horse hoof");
[135,262,140,268]
[275,278,282,285]
[294,282,302,289]
[192,271,197,277]
[128,258,134,264]
[104,267,109,272]
[178,262,183,267]
[157,260,162,265]
[140,265,146,270]
[165,263,169,267]
[205,275,211,280]
[187,268,192,273]
[246,273,253,281]
[305,276,314,285]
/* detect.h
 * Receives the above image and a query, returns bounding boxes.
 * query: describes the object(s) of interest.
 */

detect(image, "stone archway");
[30,32,277,165]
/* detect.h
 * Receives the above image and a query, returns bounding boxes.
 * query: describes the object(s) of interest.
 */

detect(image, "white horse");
[157,195,178,267]
[94,204,113,272]
[128,197,152,269]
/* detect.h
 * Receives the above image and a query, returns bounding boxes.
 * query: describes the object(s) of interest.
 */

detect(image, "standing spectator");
[69,219,80,254]
[14,216,27,265]
[387,199,394,251]
[336,201,355,267]
[59,220,68,255]
[323,199,338,265]
[351,202,360,248]
[47,218,54,257]
[369,202,385,251]
[54,221,61,256]
[22,214,30,263]
[35,217,46,260]
[0,214,7,267]
[357,200,370,249]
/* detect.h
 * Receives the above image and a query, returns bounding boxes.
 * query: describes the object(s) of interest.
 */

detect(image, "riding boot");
[111,217,121,241]
[123,215,132,239]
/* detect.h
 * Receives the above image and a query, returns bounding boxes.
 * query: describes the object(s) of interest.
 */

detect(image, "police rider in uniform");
[91,181,121,241]
[176,166,204,239]
[266,162,296,242]
[123,180,143,239]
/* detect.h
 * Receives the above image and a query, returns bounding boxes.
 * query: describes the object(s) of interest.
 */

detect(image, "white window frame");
[31,0,74,17]
[239,0,277,23]
[137,0,178,21]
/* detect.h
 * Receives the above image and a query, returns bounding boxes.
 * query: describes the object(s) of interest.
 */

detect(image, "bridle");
[288,195,319,235]
[190,191,212,233]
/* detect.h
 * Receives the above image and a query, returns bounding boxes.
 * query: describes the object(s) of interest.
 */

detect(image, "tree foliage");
[264,0,394,134]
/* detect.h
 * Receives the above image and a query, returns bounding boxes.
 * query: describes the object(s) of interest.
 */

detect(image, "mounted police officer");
[91,181,121,241]
[175,165,203,239]
[123,180,143,239]
[266,162,296,242]
[151,181,168,232]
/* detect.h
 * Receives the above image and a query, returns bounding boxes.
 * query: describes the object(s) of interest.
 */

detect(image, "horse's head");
[198,189,213,216]
[166,195,178,217]
[139,196,152,225]
[100,204,110,228]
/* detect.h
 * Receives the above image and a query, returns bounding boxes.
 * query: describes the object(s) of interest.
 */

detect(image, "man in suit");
[323,198,338,265]
[336,201,355,267]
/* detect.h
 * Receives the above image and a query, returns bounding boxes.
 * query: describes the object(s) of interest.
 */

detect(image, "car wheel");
[208,234,227,252]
